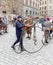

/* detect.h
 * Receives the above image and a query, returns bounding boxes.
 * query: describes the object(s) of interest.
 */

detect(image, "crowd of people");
[0,14,33,51]
[0,14,53,52]
[40,16,53,43]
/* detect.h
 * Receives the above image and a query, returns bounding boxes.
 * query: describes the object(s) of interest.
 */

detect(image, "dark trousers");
[13,34,23,50]
[42,24,44,31]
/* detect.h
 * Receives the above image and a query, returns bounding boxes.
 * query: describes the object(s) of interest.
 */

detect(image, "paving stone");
[0,24,53,65]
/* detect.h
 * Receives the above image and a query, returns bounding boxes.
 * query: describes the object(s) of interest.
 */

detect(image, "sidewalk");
[0,24,53,65]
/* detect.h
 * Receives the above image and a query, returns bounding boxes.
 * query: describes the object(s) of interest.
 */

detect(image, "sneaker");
[45,40,48,43]
[26,36,30,38]
[11,45,15,50]
[21,48,26,51]
[4,31,8,33]
[0,33,2,35]
[29,37,31,39]
[5,31,8,33]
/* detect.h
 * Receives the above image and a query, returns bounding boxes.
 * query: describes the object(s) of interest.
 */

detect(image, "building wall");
[40,0,47,16]
[0,0,9,14]
[47,0,53,17]
[0,0,23,15]
[40,0,53,17]
[0,0,40,18]
[23,0,40,18]
[12,0,23,15]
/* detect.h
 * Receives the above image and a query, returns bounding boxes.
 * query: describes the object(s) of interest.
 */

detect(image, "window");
[40,12,41,14]
[30,0,32,6]
[40,7,41,10]
[4,0,7,2]
[40,0,42,1]
[38,4,39,8]
[49,6,52,9]
[26,10,28,15]
[45,1,46,4]
[35,12,37,15]
[45,12,46,14]
[13,10,16,14]
[42,7,43,10]
[36,3,37,6]
[33,11,34,15]
[33,1,35,7]
[40,2,41,5]
[26,0,28,5]
[42,12,43,14]
[30,11,32,15]
[3,11,6,13]
[45,6,46,9]
[3,0,7,2]
[42,2,44,4]
[0,3,1,7]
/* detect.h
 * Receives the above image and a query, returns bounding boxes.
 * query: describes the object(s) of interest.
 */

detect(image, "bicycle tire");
[14,41,43,54]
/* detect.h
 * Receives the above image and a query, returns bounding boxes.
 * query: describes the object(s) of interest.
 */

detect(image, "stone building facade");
[0,0,23,15]
[0,0,40,18]
[47,0,53,17]
[23,0,40,18]
[40,0,53,17]
[40,0,47,16]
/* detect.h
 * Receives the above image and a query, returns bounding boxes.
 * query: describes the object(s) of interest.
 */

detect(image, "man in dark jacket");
[11,15,31,51]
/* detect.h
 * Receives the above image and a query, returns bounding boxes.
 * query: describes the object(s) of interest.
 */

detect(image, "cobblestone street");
[0,24,53,65]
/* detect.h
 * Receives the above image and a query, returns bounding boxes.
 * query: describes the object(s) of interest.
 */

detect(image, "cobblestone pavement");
[0,24,53,65]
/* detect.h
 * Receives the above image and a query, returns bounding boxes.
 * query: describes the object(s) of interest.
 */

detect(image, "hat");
[17,15,22,18]
[47,17,50,21]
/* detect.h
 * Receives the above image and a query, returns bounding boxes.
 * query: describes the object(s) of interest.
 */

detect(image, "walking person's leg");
[26,28,30,38]
[42,25,44,31]
[29,28,32,39]
[19,35,24,51]
[0,26,1,34]
[45,30,49,43]
[11,35,20,50]
[4,25,8,33]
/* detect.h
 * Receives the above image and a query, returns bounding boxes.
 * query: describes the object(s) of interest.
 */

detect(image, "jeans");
[13,34,23,50]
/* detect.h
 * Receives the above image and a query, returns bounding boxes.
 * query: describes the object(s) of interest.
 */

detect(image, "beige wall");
[0,0,23,15]
[0,0,40,18]
[40,0,47,16]
[47,0,53,17]
[23,0,40,17]
[40,0,53,17]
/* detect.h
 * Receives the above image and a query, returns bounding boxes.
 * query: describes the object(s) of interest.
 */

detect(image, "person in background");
[13,17,16,27]
[11,15,32,51]
[44,16,52,43]
[41,17,46,31]
[0,17,3,35]
[0,17,6,34]
[2,16,9,33]
[25,16,32,39]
